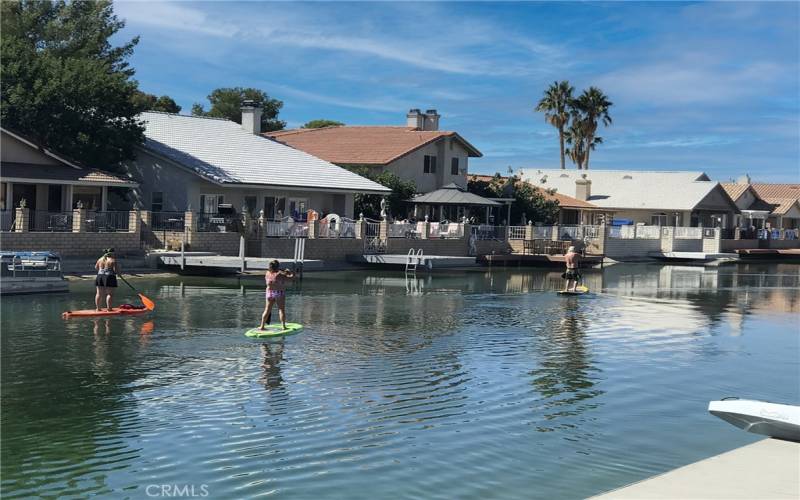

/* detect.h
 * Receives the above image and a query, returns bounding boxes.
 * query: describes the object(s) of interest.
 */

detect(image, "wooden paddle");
[119,275,156,310]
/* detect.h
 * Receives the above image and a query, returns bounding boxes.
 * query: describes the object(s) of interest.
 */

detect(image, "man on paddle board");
[95,248,119,311]
[259,260,295,331]
[562,246,582,292]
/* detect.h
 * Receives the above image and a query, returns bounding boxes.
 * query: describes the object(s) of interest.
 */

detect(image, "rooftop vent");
[623,174,633,179]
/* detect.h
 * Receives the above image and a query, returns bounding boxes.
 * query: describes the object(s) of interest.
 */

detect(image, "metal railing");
[364,220,381,239]
[151,212,185,232]
[319,217,357,238]
[264,218,308,238]
[86,211,129,232]
[29,210,74,232]
[0,210,13,231]
[471,225,506,241]
[388,222,417,238]
[532,225,552,239]
[674,227,702,239]
[197,212,240,233]
[507,226,526,240]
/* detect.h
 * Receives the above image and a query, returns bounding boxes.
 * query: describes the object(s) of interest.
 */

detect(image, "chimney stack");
[407,108,423,129]
[575,177,591,201]
[423,109,439,131]
[241,100,262,134]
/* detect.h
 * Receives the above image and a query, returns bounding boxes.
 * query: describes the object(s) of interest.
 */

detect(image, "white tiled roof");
[139,112,390,194]
[519,169,719,211]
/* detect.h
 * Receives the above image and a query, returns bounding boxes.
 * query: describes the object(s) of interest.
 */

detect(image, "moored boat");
[0,251,68,295]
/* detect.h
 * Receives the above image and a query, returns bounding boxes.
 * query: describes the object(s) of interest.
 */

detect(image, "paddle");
[118,275,156,310]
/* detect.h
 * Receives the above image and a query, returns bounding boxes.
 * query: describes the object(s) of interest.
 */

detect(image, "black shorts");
[562,270,581,280]
[95,274,118,288]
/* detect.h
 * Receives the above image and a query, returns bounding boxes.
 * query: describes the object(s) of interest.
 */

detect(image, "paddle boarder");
[259,260,295,331]
[94,248,119,311]
[562,246,582,292]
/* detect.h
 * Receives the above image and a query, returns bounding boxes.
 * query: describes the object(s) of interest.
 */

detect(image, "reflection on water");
[1,263,798,499]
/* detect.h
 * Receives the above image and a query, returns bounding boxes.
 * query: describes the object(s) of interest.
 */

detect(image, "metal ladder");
[293,238,305,278]
[405,248,423,273]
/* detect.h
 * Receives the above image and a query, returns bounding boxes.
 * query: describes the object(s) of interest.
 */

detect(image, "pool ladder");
[405,248,424,274]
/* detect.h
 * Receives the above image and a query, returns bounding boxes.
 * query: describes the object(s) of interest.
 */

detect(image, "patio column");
[72,206,87,233]
[4,182,12,211]
[101,186,108,211]
[128,210,141,235]
[64,184,74,210]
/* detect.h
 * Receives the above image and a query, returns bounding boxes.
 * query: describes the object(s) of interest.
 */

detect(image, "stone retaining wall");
[1,231,141,256]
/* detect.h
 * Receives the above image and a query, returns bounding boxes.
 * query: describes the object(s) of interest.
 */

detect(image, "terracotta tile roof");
[750,183,800,200]
[468,174,597,209]
[765,198,800,215]
[265,126,481,165]
[721,183,751,201]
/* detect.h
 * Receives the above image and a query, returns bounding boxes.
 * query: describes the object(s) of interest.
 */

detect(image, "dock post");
[180,240,185,270]
[239,235,246,273]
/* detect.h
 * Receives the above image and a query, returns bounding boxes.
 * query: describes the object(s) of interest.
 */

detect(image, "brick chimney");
[241,100,262,134]
[423,109,440,131]
[407,109,423,129]
[575,177,592,201]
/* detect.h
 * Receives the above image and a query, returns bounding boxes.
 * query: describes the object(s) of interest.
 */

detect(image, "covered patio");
[409,183,503,223]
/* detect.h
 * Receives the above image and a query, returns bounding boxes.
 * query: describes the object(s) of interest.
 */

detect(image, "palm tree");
[564,117,602,170]
[573,87,612,170]
[535,80,574,169]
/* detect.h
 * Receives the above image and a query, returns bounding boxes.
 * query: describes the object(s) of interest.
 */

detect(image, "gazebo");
[409,183,506,223]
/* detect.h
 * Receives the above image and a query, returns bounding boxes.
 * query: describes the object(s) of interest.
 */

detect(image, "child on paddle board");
[95,248,119,311]
[259,260,295,331]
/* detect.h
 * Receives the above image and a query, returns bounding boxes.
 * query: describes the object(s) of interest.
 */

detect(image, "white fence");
[507,226,526,240]
[265,219,308,238]
[319,217,357,238]
[675,227,703,239]
[609,225,665,239]
[635,225,661,239]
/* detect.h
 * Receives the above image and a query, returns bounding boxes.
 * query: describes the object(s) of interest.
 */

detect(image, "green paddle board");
[245,323,303,338]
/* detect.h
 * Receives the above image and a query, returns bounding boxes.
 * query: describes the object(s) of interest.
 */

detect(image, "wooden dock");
[592,438,800,499]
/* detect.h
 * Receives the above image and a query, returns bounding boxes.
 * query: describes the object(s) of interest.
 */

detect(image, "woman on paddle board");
[95,248,119,311]
[259,260,295,331]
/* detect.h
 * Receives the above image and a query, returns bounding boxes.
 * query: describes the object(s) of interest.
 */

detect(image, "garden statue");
[380,197,387,219]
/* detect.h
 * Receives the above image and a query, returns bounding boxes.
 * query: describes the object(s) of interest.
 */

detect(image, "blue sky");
[115,1,799,182]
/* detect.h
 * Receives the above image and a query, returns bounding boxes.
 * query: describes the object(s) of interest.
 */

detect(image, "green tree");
[132,90,181,113]
[302,119,344,129]
[348,167,416,219]
[535,80,574,170]
[572,87,612,170]
[192,87,285,131]
[564,117,602,170]
[468,173,559,224]
[1,0,144,170]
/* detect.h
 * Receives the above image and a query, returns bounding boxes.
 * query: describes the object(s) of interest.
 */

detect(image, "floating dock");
[348,254,479,269]
[153,252,326,273]
[592,438,800,499]
[480,253,605,267]
[737,249,800,261]
[650,251,739,262]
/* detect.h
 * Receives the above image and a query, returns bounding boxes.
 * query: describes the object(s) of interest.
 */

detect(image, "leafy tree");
[572,87,612,170]
[348,167,416,219]
[1,0,144,170]
[468,173,559,224]
[192,87,285,131]
[132,91,181,113]
[535,80,574,170]
[302,119,344,129]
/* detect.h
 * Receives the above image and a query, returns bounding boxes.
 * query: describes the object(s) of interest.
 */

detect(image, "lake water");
[2,263,799,499]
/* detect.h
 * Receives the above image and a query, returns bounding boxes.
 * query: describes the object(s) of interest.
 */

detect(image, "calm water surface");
[2,263,799,499]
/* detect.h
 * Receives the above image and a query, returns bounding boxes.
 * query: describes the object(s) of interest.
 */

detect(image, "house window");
[288,198,308,220]
[451,158,459,175]
[244,195,257,216]
[152,192,163,212]
[424,155,437,174]
[651,213,667,226]
[200,194,223,214]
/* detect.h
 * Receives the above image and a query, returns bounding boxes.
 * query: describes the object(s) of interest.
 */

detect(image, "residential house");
[1,127,137,230]
[722,176,800,229]
[125,105,390,222]
[519,169,740,228]
[265,109,482,194]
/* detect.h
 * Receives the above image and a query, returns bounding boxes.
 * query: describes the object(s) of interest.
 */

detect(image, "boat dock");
[152,252,327,273]
[348,253,479,269]
[737,248,800,261]
[480,253,605,267]
[651,251,739,263]
[592,438,800,499]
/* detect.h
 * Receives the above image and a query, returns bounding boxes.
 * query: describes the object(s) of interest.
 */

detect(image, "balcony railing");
[29,210,74,232]
[319,217,357,238]
[151,212,185,232]
[471,225,506,241]
[196,212,240,233]
[264,218,308,238]
[507,226,526,240]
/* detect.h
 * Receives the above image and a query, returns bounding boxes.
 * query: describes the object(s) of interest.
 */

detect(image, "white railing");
[582,225,601,239]
[635,225,661,239]
[675,227,702,239]
[319,217,357,238]
[265,218,307,238]
[471,225,506,240]
[558,225,581,240]
[432,222,462,239]
[508,226,526,240]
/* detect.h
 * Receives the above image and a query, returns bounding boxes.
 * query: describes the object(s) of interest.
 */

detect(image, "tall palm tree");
[564,117,603,170]
[573,87,612,170]
[535,80,574,169]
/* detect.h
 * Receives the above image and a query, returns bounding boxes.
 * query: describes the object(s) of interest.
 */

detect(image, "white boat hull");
[709,399,800,442]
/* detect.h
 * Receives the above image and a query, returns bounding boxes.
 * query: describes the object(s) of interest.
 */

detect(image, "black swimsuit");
[95,262,118,288]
